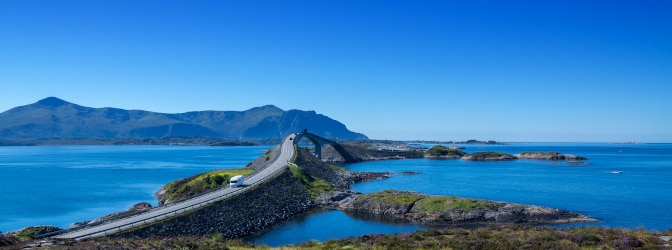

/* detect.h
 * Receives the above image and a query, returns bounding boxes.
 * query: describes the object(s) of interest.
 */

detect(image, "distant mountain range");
[0,97,367,141]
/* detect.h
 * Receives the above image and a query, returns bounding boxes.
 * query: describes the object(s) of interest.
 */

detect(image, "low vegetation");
[13,226,668,249]
[13,227,44,241]
[462,151,517,161]
[162,168,255,202]
[414,196,497,213]
[303,225,667,249]
[288,164,335,199]
[355,190,425,206]
[424,145,466,157]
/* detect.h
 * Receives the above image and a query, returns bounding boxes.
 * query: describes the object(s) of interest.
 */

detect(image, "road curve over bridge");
[53,133,298,240]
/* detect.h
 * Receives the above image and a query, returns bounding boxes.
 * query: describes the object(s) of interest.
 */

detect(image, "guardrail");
[38,137,294,240]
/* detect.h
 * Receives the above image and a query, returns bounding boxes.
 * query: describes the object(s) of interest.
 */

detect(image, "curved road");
[54,133,297,240]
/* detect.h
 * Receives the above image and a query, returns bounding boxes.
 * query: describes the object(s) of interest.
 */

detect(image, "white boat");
[611,171,623,174]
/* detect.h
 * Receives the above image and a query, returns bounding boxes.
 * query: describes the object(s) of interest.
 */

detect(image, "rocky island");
[514,151,588,161]
[320,190,596,226]
[422,145,588,163]
[423,145,466,159]
[461,151,518,161]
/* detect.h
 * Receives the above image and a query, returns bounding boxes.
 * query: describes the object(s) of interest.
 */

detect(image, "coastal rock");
[0,232,18,247]
[461,152,517,161]
[316,190,360,209]
[424,145,466,159]
[154,187,170,206]
[335,143,424,162]
[347,171,391,183]
[514,152,588,161]
[341,190,427,220]
[340,191,596,226]
[9,226,62,240]
[71,202,154,228]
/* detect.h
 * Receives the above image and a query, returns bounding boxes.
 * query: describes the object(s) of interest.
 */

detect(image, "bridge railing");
[42,163,290,240]
[38,140,294,240]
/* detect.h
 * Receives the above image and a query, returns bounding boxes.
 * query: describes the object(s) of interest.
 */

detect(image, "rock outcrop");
[424,145,466,159]
[9,226,62,240]
[334,143,424,162]
[461,152,518,161]
[514,152,588,161]
[334,190,596,226]
[70,202,153,228]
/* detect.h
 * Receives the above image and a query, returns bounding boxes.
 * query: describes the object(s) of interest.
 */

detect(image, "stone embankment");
[116,170,314,239]
[318,190,596,226]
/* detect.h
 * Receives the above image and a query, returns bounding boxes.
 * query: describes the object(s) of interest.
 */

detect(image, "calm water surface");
[0,145,270,231]
[1,143,671,247]
[249,143,672,246]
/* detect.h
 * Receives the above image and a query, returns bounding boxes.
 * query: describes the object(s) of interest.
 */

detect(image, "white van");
[229,175,244,187]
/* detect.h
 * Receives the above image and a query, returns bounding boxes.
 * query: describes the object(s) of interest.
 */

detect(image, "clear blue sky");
[1,0,670,142]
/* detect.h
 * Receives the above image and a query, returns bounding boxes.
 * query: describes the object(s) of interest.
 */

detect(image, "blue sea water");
[0,145,271,232]
[1,143,671,246]
[248,143,672,246]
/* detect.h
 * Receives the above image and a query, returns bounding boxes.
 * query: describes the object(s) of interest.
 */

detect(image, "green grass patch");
[163,168,255,201]
[357,190,425,206]
[414,196,497,213]
[289,164,335,198]
[414,196,449,213]
[14,227,43,240]
[445,197,497,211]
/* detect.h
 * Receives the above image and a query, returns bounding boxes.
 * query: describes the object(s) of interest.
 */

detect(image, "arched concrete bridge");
[293,131,356,162]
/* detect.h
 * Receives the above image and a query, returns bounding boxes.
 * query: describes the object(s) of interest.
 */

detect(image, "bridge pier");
[313,142,322,159]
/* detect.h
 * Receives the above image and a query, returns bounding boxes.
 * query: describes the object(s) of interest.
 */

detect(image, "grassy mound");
[162,168,255,202]
[414,196,497,213]
[425,145,466,158]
